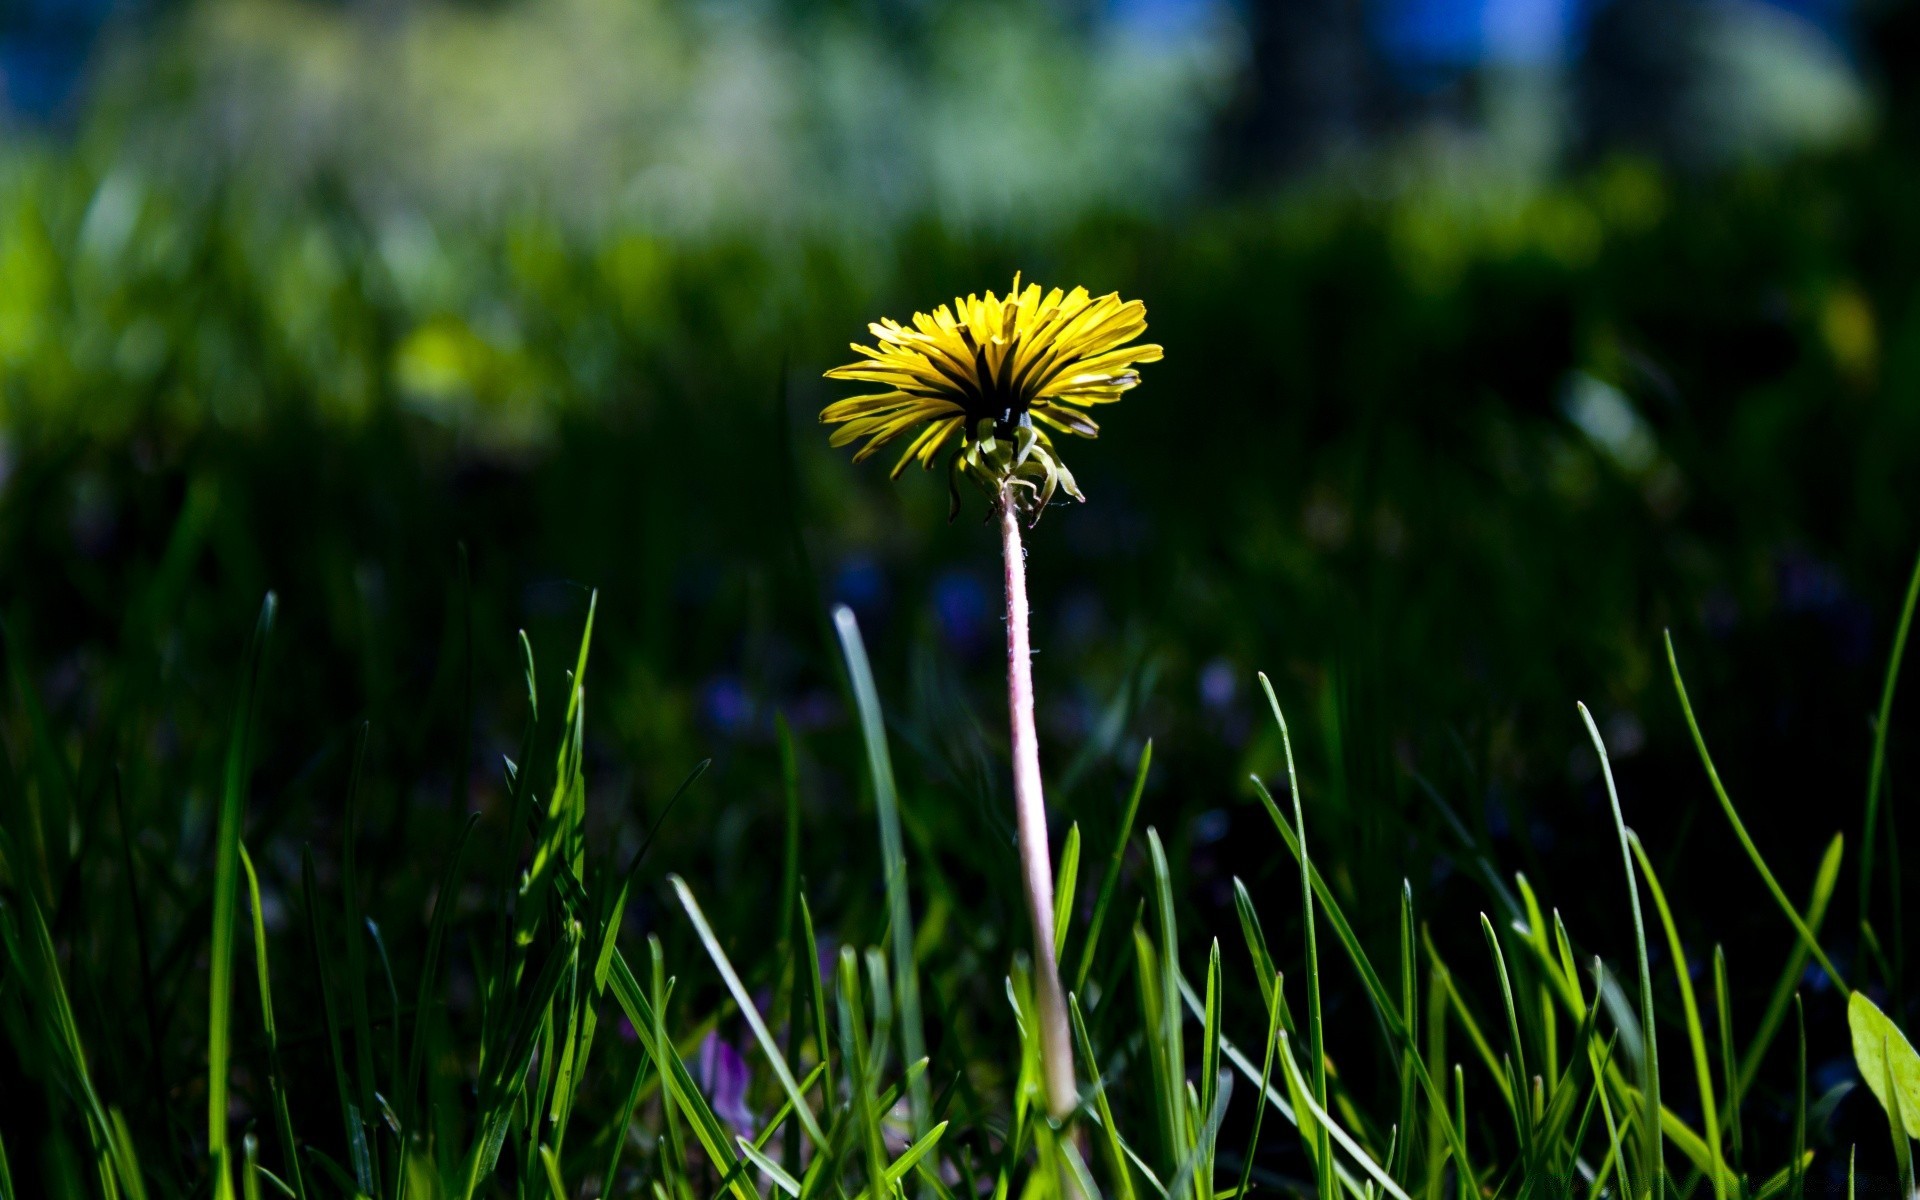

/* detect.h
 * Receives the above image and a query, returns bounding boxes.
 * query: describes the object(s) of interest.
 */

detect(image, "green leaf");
[1848,991,1920,1138]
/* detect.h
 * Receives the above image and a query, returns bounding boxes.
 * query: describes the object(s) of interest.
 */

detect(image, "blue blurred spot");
[1199,657,1237,711]
[700,675,754,737]
[831,554,888,619]
[932,569,992,657]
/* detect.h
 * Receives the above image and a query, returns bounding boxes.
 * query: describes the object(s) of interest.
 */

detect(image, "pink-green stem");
[1000,484,1077,1120]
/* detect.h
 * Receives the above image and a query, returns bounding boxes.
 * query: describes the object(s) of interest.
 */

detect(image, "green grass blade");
[885,1122,949,1185]
[1077,739,1151,994]
[1860,541,1920,929]
[832,605,930,1135]
[597,1042,654,1198]
[1146,830,1191,1167]
[739,1137,804,1197]
[1627,833,1723,1199]
[1712,947,1741,1172]
[1792,996,1807,1200]
[605,948,762,1200]
[209,594,276,1192]
[799,895,835,1105]
[1736,833,1843,1097]
[1275,1032,1413,1200]
[1200,939,1223,1138]
[1665,635,1848,996]
[1071,995,1141,1200]
[1230,970,1286,1200]
[1255,673,1333,1200]
[1055,822,1081,962]
[672,875,827,1148]
[1577,702,1662,1200]
[239,845,307,1200]
[1252,777,1471,1174]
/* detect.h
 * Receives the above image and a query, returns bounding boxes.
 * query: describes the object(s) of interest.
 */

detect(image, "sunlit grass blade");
[1253,777,1471,1173]
[1255,673,1333,1200]
[1477,913,1528,1153]
[1577,702,1662,1200]
[605,947,762,1200]
[0,884,145,1197]
[239,844,307,1200]
[1055,822,1081,961]
[739,1137,804,1197]
[885,1122,949,1185]
[1070,995,1141,1200]
[833,604,930,1135]
[672,874,827,1148]
[1736,833,1843,1097]
[1627,833,1723,1199]
[1077,739,1151,994]
[210,593,276,1196]
[1230,969,1285,1200]
[1274,1032,1414,1200]
[1665,635,1848,995]
[1144,830,1191,1171]
[1712,947,1740,1173]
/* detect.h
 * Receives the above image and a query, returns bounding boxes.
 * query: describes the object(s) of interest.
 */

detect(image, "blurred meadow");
[5,0,1920,1195]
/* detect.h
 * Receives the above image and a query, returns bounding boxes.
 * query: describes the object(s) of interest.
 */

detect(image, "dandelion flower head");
[821,275,1162,516]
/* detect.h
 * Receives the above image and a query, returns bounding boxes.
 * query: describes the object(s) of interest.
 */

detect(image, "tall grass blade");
[1665,635,1847,995]
[1077,739,1151,993]
[832,604,930,1135]
[1256,673,1334,1200]
[672,875,827,1147]
[1231,971,1286,1200]
[1070,996,1141,1200]
[239,845,307,1200]
[209,594,276,1194]
[1737,833,1843,1096]
[1576,702,1661,1200]
[1627,833,1724,1199]
[605,949,762,1200]
[1712,947,1740,1172]
[1275,1032,1414,1200]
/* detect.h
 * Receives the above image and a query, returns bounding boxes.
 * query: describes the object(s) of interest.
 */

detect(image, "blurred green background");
[4,0,1920,1190]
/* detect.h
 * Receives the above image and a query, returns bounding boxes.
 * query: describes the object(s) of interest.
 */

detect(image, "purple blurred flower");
[696,1032,755,1133]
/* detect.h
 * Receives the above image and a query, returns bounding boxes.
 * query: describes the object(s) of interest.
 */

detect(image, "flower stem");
[999,483,1077,1120]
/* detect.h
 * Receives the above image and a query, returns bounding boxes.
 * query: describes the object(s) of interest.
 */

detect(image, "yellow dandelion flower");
[821,274,1162,516]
